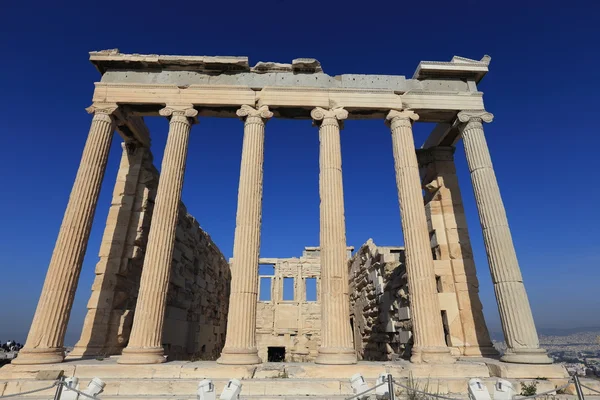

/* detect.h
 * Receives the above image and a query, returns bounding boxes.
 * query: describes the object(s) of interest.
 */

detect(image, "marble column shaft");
[118,105,197,364]
[14,104,117,365]
[458,111,551,364]
[386,110,453,364]
[218,105,272,365]
[312,107,357,365]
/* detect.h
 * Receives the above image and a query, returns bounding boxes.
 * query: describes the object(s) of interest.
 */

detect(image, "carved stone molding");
[457,110,494,125]
[385,109,419,129]
[159,104,198,124]
[236,105,273,124]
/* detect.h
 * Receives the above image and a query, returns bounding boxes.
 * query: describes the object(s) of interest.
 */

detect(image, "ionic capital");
[159,105,198,124]
[311,107,348,128]
[86,103,118,123]
[457,110,494,126]
[236,105,273,124]
[385,109,419,128]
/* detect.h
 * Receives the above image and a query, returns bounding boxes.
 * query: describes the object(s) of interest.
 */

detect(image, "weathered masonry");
[254,247,353,363]
[15,50,552,366]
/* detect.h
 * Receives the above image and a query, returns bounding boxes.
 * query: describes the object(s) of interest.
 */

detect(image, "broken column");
[14,103,117,365]
[118,105,197,364]
[386,110,454,364]
[311,107,357,365]
[458,110,551,364]
[218,105,272,365]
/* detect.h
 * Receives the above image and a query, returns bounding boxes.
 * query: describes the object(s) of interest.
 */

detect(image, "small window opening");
[259,277,272,301]
[259,264,275,275]
[436,276,442,293]
[283,277,294,301]
[305,277,317,301]
[441,310,451,347]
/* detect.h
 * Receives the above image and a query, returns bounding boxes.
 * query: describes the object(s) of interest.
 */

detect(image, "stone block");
[486,361,569,378]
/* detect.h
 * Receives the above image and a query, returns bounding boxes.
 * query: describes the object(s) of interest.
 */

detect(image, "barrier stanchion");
[388,373,395,400]
[574,375,586,400]
[54,376,64,400]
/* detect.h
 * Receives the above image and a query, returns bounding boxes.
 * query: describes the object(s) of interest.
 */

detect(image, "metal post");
[53,376,64,400]
[388,373,395,400]
[574,375,586,400]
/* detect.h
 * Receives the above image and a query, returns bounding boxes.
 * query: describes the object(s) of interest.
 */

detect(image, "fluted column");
[14,103,117,365]
[218,105,272,365]
[312,107,357,365]
[118,105,197,364]
[458,110,551,364]
[386,110,454,364]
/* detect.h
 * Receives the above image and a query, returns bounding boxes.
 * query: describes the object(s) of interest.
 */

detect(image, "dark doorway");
[268,346,286,362]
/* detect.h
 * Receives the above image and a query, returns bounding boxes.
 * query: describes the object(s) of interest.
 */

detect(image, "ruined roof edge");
[89,49,323,74]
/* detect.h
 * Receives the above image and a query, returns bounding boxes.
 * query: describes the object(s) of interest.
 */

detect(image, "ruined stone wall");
[75,145,230,360]
[348,240,411,361]
[418,147,495,357]
[255,248,323,362]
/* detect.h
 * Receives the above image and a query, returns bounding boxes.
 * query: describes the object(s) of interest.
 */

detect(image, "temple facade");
[13,50,551,367]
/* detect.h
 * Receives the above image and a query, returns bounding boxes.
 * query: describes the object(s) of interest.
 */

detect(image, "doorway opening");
[267,346,286,362]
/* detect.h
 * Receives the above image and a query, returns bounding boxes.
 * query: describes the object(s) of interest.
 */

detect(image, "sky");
[0,0,599,345]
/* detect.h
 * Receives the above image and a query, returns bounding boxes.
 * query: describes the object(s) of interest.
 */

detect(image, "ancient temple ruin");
[12,50,553,368]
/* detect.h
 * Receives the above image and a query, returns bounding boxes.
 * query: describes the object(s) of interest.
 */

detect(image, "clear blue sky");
[0,0,598,345]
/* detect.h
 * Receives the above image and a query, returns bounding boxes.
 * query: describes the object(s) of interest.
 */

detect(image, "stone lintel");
[113,107,150,148]
[421,122,464,149]
[91,83,484,123]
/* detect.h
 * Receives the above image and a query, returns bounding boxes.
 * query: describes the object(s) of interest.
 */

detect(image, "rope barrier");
[580,383,600,395]
[0,379,104,399]
[0,381,58,398]
[513,380,573,400]
[392,379,460,400]
[345,381,388,400]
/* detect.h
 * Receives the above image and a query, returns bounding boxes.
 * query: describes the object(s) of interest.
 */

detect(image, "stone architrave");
[218,105,272,365]
[386,110,454,364]
[14,103,117,365]
[311,107,357,365]
[118,105,197,364]
[458,110,551,364]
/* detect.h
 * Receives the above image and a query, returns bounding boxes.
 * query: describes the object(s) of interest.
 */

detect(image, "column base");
[117,347,165,364]
[501,348,552,364]
[315,347,357,365]
[411,346,455,364]
[12,347,65,365]
[463,345,500,357]
[67,345,103,359]
[217,348,261,365]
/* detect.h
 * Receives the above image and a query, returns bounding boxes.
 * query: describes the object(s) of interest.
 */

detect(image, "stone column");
[458,110,551,364]
[386,110,454,364]
[218,105,272,365]
[312,107,357,365]
[14,103,117,365]
[118,105,197,364]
